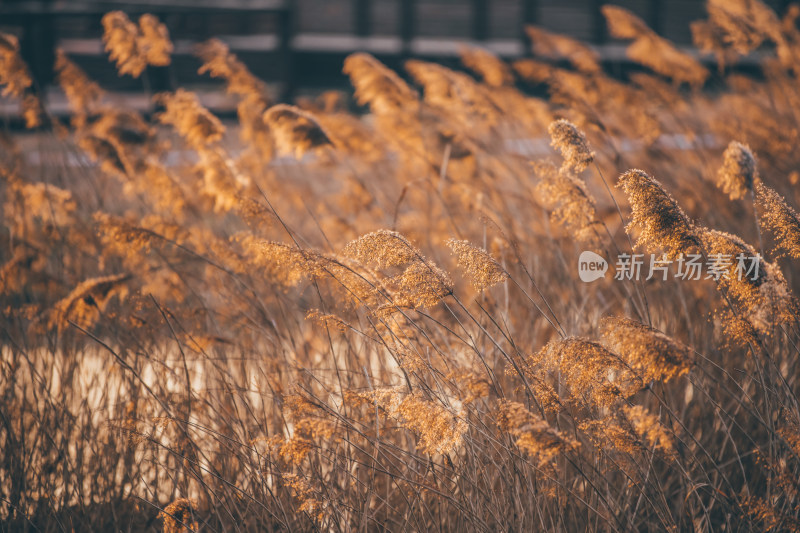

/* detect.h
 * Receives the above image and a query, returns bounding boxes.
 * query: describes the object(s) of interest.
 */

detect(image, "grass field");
[3,3,800,531]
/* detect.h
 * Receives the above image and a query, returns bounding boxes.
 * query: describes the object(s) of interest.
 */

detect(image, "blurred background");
[0,0,794,114]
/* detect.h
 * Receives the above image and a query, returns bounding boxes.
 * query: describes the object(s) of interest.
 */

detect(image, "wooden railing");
[0,0,793,104]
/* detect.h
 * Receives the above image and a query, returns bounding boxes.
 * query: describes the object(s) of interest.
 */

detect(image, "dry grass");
[2,2,800,531]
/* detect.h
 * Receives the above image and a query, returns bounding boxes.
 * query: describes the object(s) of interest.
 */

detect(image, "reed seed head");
[617,169,699,258]
[717,141,757,200]
[548,119,595,173]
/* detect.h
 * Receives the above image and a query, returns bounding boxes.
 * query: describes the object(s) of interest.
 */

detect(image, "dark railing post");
[472,0,489,41]
[649,0,663,35]
[521,0,537,52]
[19,12,56,90]
[279,2,295,103]
[592,0,606,44]
[355,0,371,37]
[145,11,173,93]
[400,0,415,57]
[522,0,538,26]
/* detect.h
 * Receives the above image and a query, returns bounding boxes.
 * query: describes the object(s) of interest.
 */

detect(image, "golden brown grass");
[2,3,800,532]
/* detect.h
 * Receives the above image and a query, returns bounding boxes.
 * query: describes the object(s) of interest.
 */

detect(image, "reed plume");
[603,5,708,86]
[581,405,675,458]
[137,14,172,67]
[459,46,514,87]
[343,230,422,268]
[250,240,317,288]
[717,141,757,200]
[102,12,172,77]
[196,38,268,102]
[280,473,325,523]
[497,400,578,465]
[699,227,796,339]
[511,58,557,85]
[547,119,594,173]
[405,59,501,130]
[195,39,273,162]
[343,230,453,309]
[391,259,454,310]
[21,95,43,130]
[159,498,199,533]
[360,387,467,455]
[534,160,601,245]
[156,89,225,149]
[7,181,77,230]
[55,50,104,117]
[102,12,147,77]
[600,316,692,384]
[50,273,131,331]
[617,169,699,257]
[525,25,601,73]
[704,0,782,56]
[532,337,640,409]
[446,239,508,291]
[343,52,419,115]
[755,181,800,259]
[263,104,334,158]
[194,148,245,213]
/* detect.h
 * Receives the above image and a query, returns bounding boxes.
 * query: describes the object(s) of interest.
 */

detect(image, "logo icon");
[578,251,608,282]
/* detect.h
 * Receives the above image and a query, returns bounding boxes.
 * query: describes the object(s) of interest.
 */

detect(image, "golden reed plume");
[600,316,692,384]
[102,11,172,77]
[547,119,594,173]
[158,498,199,533]
[446,238,508,291]
[617,169,699,257]
[263,104,334,158]
[525,25,601,73]
[755,181,800,259]
[533,161,601,246]
[343,52,419,114]
[603,5,708,86]
[717,141,757,200]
